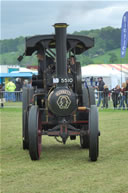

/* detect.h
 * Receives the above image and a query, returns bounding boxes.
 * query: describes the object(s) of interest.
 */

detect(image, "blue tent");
[0,72,35,84]
[0,72,34,78]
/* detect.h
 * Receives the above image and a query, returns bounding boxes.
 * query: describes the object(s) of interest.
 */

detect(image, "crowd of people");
[0,78,32,107]
[0,75,128,110]
[95,77,128,110]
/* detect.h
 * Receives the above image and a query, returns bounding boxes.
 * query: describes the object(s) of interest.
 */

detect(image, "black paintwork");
[25,34,94,56]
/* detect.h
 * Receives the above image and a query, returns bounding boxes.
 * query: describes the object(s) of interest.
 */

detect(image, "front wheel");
[28,105,42,160]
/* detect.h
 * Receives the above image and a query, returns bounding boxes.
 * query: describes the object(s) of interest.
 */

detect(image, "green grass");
[92,48,128,64]
[3,102,22,107]
[1,107,128,193]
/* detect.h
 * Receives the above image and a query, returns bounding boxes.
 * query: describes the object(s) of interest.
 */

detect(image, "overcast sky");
[1,0,128,39]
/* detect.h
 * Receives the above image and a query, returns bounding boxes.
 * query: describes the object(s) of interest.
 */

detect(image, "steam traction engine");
[21,23,100,161]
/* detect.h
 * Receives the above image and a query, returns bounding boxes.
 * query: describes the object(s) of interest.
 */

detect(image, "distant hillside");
[0,26,127,66]
[0,51,38,66]
[77,48,128,66]
[92,48,128,64]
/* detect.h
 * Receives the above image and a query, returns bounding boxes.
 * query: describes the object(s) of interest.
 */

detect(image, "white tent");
[11,67,37,74]
[109,69,125,88]
[81,65,125,89]
[82,65,110,77]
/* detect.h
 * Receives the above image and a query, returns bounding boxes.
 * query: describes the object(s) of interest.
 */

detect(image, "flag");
[121,11,128,58]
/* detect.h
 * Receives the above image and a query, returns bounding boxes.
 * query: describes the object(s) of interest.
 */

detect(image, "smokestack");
[54,23,68,82]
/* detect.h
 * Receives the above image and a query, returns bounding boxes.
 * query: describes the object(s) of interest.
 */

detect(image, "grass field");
[1,105,128,193]
[92,48,128,64]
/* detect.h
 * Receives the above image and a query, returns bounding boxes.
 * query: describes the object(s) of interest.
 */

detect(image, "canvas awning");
[0,73,33,78]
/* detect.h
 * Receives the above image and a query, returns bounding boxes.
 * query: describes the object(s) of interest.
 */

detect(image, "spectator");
[84,77,89,88]
[5,80,16,102]
[15,78,22,91]
[95,78,98,87]
[15,78,22,101]
[84,79,88,88]
[23,79,29,88]
[125,79,128,110]
[102,85,109,108]
[96,77,105,107]
[90,77,93,87]
[27,80,32,88]
[111,85,120,109]
[118,82,126,110]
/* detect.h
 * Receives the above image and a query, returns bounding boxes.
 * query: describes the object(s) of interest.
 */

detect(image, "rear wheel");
[28,105,42,160]
[89,105,99,161]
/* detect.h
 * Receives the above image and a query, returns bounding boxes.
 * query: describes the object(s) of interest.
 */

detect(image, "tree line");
[0,26,121,66]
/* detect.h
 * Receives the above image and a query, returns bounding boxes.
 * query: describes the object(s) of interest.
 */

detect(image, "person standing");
[96,77,105,107]
[102,85,109,108]
[15,78,22,101]
[5,80,16,102]
[23,79,30,88]
[90,76,93,87]
[111,85,121,109]
[118,82,126,110]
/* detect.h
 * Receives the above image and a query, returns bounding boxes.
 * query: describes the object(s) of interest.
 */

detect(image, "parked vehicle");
[18,23,100,161]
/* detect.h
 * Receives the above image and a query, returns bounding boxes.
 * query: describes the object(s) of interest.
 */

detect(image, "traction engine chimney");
[54,23,68,84]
